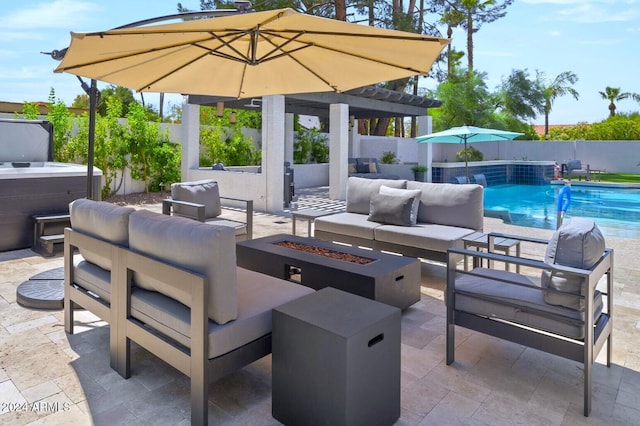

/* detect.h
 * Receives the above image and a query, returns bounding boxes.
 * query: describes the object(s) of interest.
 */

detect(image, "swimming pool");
[483,184,640,239]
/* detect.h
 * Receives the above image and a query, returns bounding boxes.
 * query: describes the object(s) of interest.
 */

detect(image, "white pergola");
[181,87,439,213]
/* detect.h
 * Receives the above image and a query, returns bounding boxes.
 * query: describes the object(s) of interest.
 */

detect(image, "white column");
[181,99,200,182]
[284,113,295,166]
[417,115,433,182]
[262,95,285,212]
[329,103,349,200]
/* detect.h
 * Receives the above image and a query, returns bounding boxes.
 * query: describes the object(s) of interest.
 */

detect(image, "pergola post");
[329,103,349,200]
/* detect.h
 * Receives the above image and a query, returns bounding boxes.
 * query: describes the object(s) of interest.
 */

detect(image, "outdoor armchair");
[566,160,590,181]
[162,179,253,240]
[445,218,613,417]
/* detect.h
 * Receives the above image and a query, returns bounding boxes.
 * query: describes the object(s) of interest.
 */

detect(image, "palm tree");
[598,86,638,117]
[539,71,580,138]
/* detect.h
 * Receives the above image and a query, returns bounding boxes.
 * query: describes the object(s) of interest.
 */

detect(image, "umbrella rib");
[254,29,429,74]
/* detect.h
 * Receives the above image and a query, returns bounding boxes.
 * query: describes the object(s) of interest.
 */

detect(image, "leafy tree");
[17,102,40,119]
[293,128,330,163]
[549,113,640,140]
[538,71,579,138]
[430,69,496,130]
[46,89,75,161]
[498,69,545,121]
[431,0,514,71]
[598,86,640,118]
[126,102,176,192]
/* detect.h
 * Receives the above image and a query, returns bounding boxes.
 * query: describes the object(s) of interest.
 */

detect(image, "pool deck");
[1,187,639,425]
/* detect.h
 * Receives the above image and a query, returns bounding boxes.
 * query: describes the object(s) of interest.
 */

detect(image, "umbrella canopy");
[416,125,524,182]
[54,8,449,99]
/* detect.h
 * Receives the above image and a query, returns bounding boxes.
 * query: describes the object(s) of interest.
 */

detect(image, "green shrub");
[456,146,484,162]
[381,151,397,164]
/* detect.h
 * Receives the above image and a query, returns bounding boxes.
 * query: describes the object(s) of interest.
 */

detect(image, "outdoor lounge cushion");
[72,256,112,302]
[315,212,383,240]
[128,209,238,325]
[374,223,473,253]
[541,218,606,310]
[171,179,222,219]
[455,268,603,340]
[346,177,406,214]
[129,268,314,359]
[406,181,484,231]
[69,199,135,271]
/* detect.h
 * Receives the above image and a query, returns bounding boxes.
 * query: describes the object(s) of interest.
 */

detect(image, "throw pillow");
[367,192,416,226]
[348,163,357,174]
[379,185,421,225]
[368,162,378,173]
[356,162,371,174]
[540,218,605,310]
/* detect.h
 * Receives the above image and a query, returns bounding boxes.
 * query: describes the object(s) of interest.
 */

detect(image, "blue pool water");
[483,184,640,239]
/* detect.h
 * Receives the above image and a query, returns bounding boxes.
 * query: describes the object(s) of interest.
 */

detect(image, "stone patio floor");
[1,187,639,425]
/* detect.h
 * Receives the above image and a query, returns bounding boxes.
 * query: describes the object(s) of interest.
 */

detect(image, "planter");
[413,171,427,182]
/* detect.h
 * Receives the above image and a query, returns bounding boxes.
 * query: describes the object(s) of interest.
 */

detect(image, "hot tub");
[0,119,102,252]
[0,161,102,252]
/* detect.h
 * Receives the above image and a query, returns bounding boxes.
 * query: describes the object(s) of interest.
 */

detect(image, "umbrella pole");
[464,139,469,183]
[86,79,97,200]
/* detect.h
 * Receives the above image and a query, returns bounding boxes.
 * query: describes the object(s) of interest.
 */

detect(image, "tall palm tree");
[539,71,579,138]
[598,86,639,117]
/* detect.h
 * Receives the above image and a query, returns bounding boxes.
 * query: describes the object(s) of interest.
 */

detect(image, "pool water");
[483,184,640,239]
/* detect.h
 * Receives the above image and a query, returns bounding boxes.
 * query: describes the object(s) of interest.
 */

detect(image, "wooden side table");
[291,209,333,237]
[463,231,521,273]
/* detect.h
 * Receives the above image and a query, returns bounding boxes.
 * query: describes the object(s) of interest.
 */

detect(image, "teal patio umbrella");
[416,125,524,182]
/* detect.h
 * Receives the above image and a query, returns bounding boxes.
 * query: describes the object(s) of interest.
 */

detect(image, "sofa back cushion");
[406,181,484,230]
[346,177,407,214]
[128,210,238,325]
[171,179,221,219]
[69,199,135,270]
[541,218,605,310]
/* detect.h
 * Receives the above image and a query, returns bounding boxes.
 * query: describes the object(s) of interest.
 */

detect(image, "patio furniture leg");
[446,254,456,365]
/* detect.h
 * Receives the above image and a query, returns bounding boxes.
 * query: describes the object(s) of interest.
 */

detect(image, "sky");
[0,0,638,125]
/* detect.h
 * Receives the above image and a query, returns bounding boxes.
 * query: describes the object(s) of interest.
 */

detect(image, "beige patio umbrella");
[54,8,449,99]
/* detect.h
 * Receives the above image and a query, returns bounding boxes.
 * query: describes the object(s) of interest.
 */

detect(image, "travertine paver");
[0,188,638,425]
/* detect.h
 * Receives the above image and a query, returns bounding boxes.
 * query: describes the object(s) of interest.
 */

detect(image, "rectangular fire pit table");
[236,234,421,309]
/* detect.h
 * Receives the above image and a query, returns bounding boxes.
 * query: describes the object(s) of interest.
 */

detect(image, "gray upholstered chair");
[446,218,613,417]
[162,179,253,240]
[566,160,590,181]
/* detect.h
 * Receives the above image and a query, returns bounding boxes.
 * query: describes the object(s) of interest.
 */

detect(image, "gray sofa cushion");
[374,223,473,253]
[541,218,605,310]
[69,199,135,270]
[73,255,111,302]
[128,209,238,325]
[171,179,221,219]
[406,181,484,231]
[315,212,383,240]
[130,268,314,359]
[455,268,603,340]
[368,192,417,226]
[346,177,407,214]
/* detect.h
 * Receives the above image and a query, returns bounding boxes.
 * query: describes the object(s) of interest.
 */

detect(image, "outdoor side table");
[291,209,333,237]
[463,231,521,273]
[272,287,401,426]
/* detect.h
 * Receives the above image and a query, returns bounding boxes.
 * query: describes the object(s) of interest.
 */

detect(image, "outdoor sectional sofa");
[314,177,484,262]
[348,157,400,179]
[64,199,313,425]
